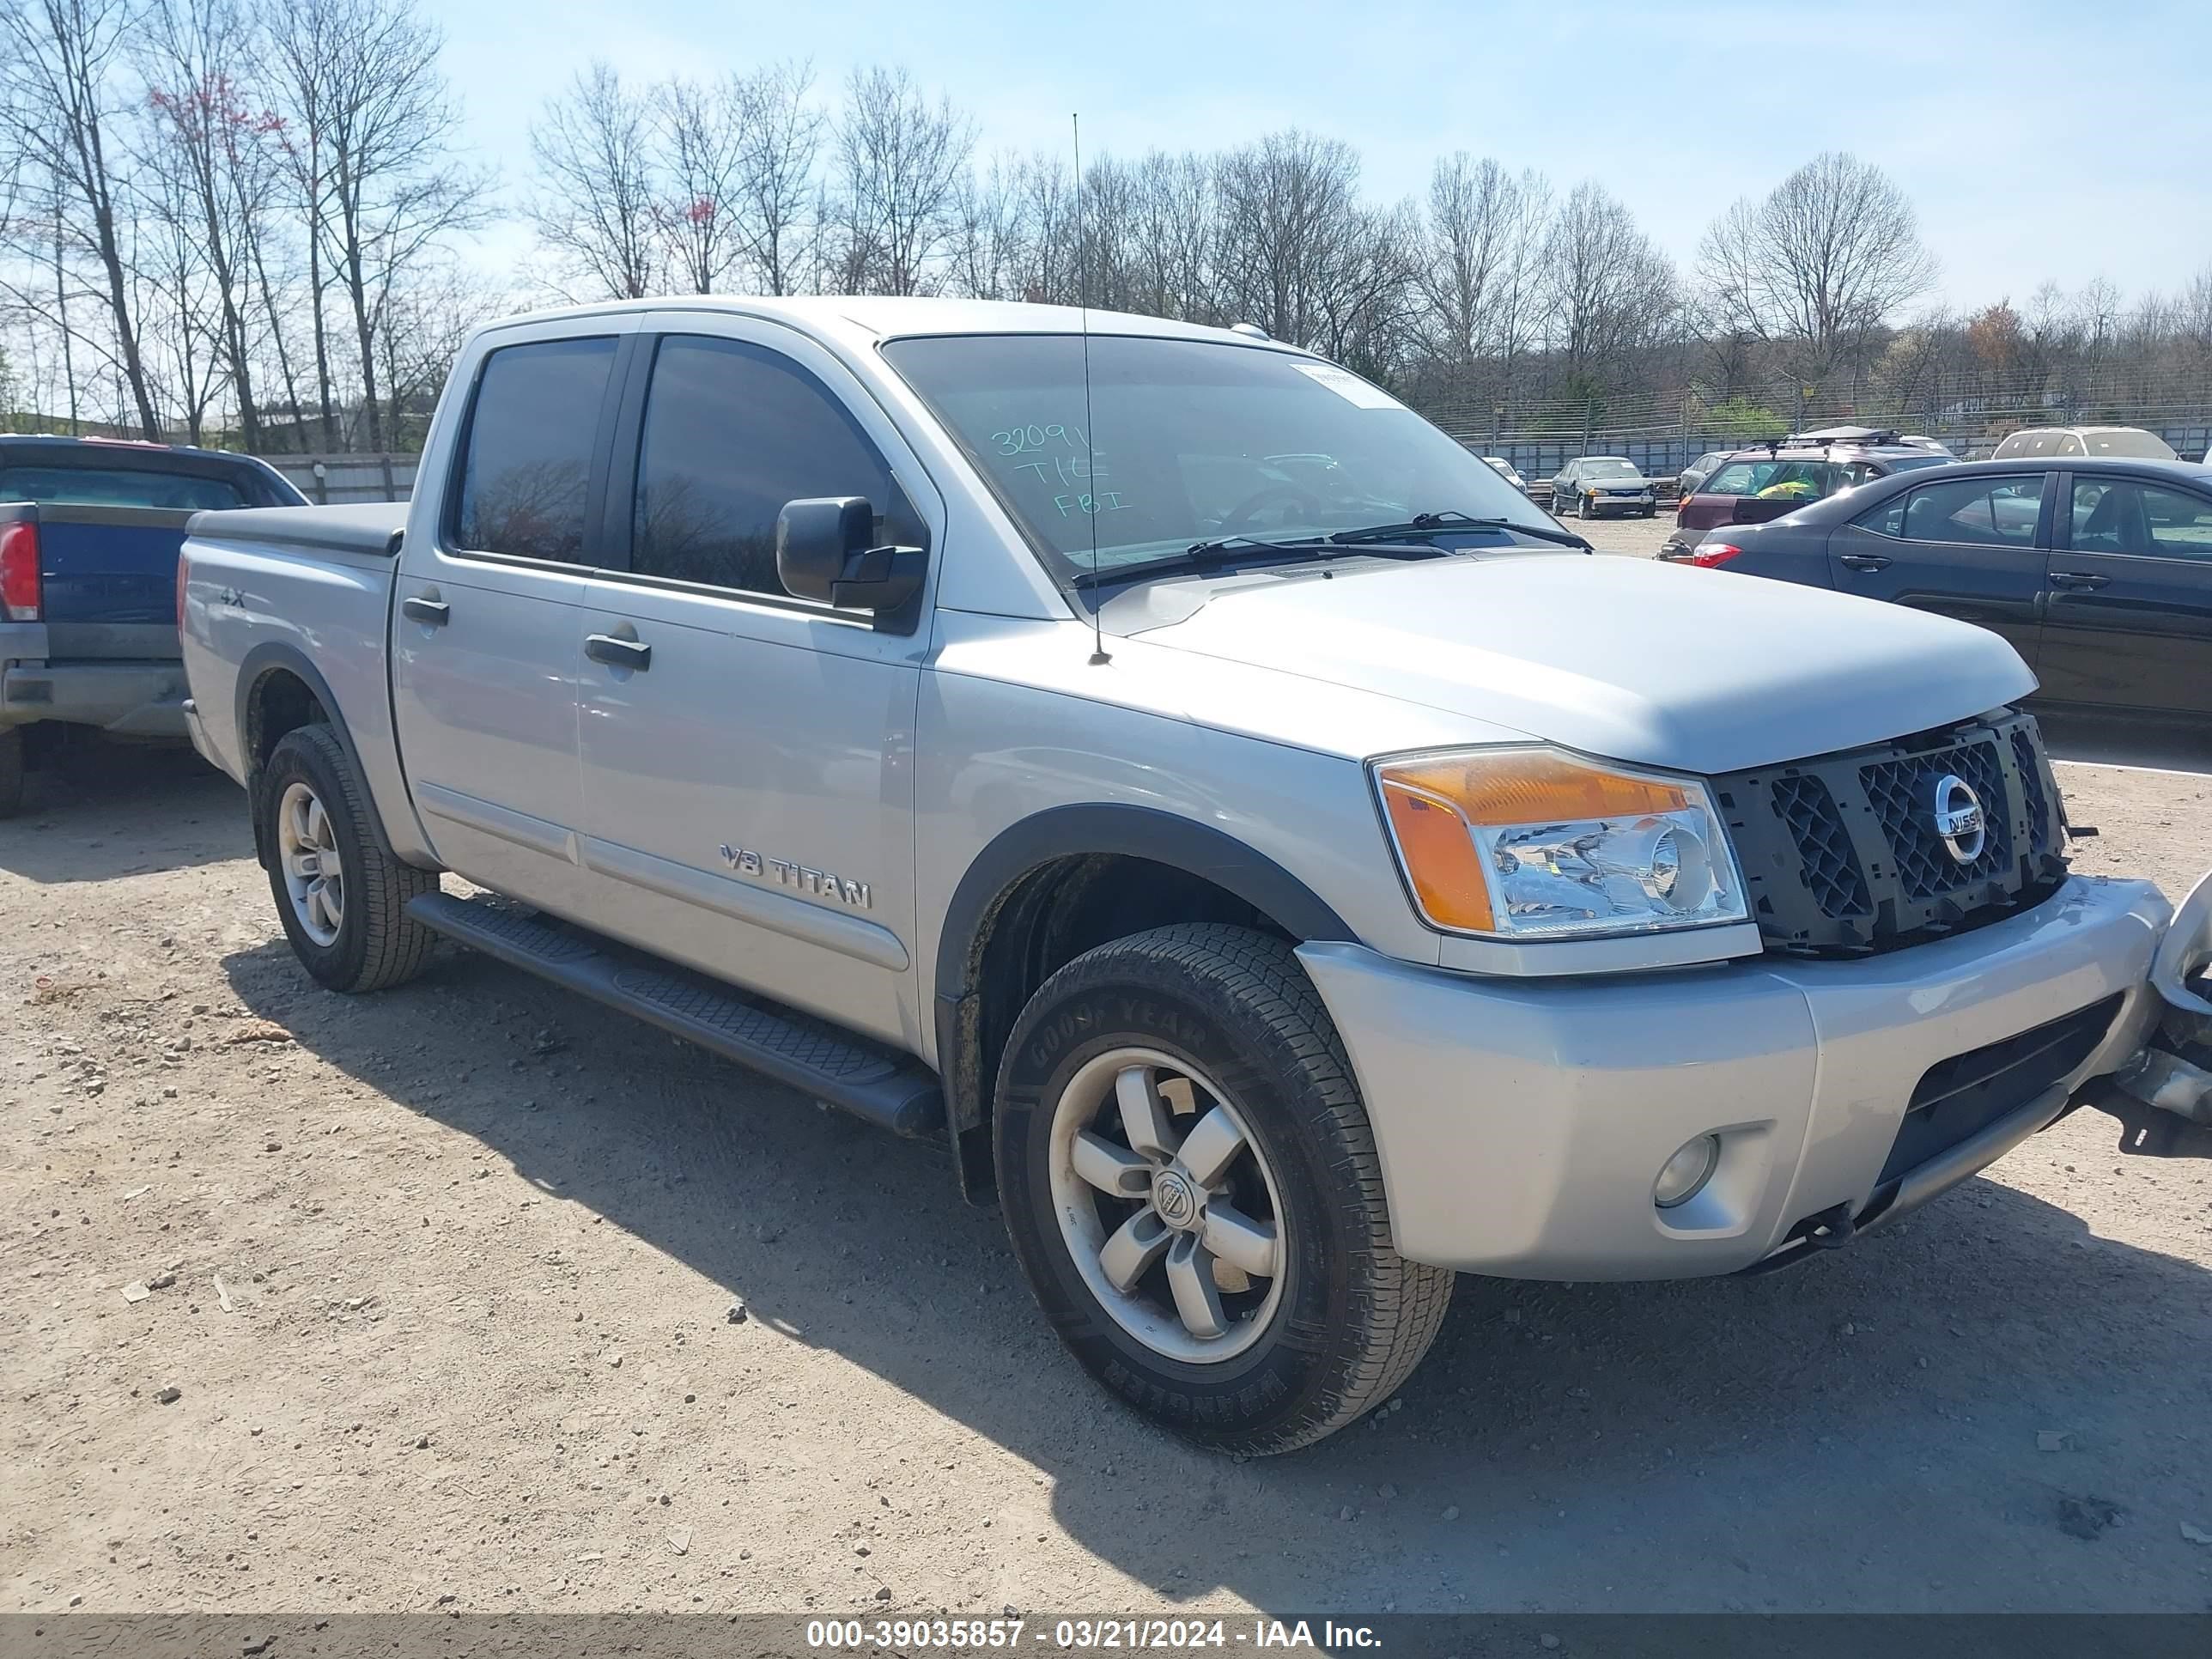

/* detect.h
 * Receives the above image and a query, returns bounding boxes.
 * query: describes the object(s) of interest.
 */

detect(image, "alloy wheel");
[1046,1046,1287,1364]
[276,781,344,946]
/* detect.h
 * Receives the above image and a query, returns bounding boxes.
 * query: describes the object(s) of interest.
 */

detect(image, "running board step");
[405,891,940,1138]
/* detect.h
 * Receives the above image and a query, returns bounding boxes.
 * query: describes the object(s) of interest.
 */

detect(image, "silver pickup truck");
[178,297,2212,1455]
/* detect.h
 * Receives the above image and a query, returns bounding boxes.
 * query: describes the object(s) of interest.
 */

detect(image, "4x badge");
[718,843,872,909]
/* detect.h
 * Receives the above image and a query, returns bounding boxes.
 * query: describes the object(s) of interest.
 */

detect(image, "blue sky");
[441,0,2211,310]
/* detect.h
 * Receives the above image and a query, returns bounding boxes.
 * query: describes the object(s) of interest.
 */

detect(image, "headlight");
[1371,746,1748,940]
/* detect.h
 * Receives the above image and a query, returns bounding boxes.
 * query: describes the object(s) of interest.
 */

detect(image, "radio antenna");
[1074,112,1109,666]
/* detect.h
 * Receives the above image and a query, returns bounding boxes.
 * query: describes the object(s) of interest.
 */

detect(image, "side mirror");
[775,496,926,621]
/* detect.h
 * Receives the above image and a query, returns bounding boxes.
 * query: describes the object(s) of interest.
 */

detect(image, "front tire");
[259,724,438,993]
[1577,494,1594,520]
[994,924,1453,1455]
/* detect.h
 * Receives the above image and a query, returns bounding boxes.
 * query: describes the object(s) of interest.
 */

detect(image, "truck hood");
[1124,554,2036,775]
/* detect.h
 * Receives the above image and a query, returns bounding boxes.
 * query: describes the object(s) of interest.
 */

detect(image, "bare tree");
[1015,154,1075,303]
[263,0,341,443]
[2071,275,2124,367]
[729,59,819,295]
[1543,181,1677,380]
[0,0,165,435]
[374,260,500,445]
[825,65,970,296]
[137,0,278,447]
[653,73,744,295]
[1212,131,1352,343]
[1123,149,1216,323]
[949,150,1024,301]
[1419,154,1548,374]
[528,60,661,301]
[1697,151,1935,386]
[2179,264,2212,358]
[270,0,484,450]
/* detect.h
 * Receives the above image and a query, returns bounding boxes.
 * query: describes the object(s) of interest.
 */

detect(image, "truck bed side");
[179,502,428,862]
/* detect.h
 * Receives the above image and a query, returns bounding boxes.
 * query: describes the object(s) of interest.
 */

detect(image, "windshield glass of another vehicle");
[0,465,247,510]
[880,333,1546,578]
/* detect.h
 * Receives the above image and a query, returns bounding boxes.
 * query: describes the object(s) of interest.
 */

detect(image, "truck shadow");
[224,935,2212,1613]
[0,741,246,883]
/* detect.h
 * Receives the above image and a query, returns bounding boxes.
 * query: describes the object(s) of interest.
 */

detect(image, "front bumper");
[1299,873,2179,1279]
[3,623,188,737]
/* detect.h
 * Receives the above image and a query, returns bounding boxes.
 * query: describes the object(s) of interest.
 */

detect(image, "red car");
[1659,429,1952,562]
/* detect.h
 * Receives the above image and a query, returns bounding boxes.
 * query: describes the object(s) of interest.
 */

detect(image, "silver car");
[178,297,2211,1455]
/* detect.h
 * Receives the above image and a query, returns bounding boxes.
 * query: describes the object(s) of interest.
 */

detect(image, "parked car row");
[1661,428,1954,561]
[1674,456,2212,720]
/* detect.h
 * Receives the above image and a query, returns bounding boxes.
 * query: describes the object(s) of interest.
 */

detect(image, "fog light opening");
[1654,1133,1721,1209]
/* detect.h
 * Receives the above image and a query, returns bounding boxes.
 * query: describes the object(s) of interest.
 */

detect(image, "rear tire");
[994,923,1453,1455]
[0,727,22,819]
[259,723,438,993]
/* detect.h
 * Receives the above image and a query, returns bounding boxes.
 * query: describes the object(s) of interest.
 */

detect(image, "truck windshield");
[880,333,1548,580]
[0,465,248,511]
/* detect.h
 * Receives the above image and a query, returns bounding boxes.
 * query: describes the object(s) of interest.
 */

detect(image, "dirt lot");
[4,726,2210,1617]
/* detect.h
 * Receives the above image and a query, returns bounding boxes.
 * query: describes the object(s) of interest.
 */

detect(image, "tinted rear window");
[1703,459,1842,499]
[0,465,247,510]
[453,337,619,562]
[2082,429,2179,459]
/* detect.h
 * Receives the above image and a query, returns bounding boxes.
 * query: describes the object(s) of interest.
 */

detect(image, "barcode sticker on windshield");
[1293,363,1402,410]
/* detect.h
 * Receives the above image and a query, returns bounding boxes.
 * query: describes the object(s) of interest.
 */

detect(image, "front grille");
[1861,737,2014,900]
[1878,994,2122,1184]
[2012,727,2053,855]
[1770,773,1869,917]
[1712,708,2069,956]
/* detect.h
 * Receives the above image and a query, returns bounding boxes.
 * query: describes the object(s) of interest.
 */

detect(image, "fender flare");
[232,641,402,866]
[931,803,1355,1192]
[934,803,1355,1003]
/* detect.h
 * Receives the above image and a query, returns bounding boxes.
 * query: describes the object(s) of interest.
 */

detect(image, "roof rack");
[1779,425,1904,449]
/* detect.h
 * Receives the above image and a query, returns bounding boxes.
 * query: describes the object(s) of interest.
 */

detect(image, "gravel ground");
[4,721,2209,1617]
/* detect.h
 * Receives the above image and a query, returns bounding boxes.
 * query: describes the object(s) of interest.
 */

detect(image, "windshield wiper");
[1328,509,1594,552]
[1068,535,1447,591]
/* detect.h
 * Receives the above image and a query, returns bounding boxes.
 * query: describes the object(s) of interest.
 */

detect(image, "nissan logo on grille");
[1929,773,1986,864]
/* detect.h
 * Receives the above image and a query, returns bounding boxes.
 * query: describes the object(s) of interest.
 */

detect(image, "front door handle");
[585,632,652,671]
[402,595,450,626]
[1838,553,1892,573]
[2050,570,2111,590]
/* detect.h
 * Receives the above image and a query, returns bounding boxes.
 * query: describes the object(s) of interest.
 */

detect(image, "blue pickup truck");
[0,434,305,815]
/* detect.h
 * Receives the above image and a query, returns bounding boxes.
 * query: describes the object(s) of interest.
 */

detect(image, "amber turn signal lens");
[1380,750,1690,827]
[1378,778,1494,933]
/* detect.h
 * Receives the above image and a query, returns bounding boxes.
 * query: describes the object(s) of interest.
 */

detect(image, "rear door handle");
[2049,570,2110,590]
[1838,553,1892,572]
[402,595,450,626]
[585,633,652,671]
